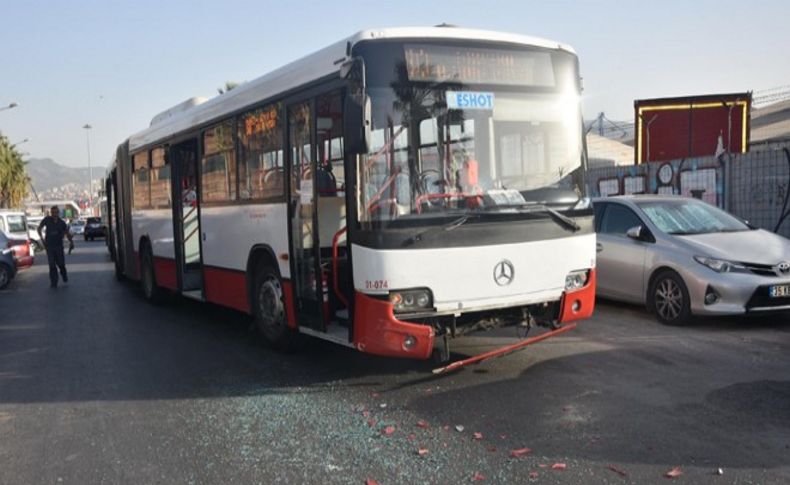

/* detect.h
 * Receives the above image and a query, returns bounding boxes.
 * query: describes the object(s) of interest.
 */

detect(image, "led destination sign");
[404,44,556,87]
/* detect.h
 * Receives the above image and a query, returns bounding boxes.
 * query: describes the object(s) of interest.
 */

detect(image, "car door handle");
[596,243,603,253]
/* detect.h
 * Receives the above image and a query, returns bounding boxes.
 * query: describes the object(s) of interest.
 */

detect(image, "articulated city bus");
[106,26,596,368]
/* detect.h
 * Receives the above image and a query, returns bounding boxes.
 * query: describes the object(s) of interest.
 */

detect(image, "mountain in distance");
[25,158,97,192]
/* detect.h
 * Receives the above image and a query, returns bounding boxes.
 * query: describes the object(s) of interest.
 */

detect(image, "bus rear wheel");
[253,265,295,351]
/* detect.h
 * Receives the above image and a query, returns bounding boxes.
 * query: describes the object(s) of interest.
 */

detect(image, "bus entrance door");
[171,139,204,294]
[288,100,325,330]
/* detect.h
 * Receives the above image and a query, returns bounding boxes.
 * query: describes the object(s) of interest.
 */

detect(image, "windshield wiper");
[485,204,580,232]
[401,214,474,247]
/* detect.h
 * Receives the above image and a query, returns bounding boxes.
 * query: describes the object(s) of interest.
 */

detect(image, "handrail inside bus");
[331,226,349,309]
[364,166,402,213]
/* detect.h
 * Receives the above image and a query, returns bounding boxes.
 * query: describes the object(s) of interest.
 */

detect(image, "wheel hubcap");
[257,277,284,334]
[656,278,683,320]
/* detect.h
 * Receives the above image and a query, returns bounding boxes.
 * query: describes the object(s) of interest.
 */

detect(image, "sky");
[1,0,788,168]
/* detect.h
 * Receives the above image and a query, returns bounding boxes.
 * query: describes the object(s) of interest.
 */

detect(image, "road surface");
[1,242,789,484]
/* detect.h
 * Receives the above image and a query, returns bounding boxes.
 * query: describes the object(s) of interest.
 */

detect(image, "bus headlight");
[565,270,589,291]
[389,288,433,313]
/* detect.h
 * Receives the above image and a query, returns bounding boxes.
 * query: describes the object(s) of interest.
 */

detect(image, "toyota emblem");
[778,261,790,273]
[493,260,515,286]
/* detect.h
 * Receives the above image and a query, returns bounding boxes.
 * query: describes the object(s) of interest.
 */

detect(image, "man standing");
[37,206,74,288]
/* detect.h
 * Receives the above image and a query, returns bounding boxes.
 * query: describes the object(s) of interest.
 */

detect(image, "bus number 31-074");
[365,280,389,290]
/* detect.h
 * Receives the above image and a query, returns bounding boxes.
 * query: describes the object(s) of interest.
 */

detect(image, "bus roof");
[127,26,575,152]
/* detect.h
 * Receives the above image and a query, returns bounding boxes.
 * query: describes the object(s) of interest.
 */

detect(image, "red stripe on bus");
[203,266,250,313]
[153,257,178,291]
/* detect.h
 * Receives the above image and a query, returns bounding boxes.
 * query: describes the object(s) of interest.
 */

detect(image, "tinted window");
[601,204,643,236]
[593,202,606,231]
[239,103,284,201]
[132,151,150,209]
[150,147,171,209]
[87,217,101,224]
[202,121,236,202]
[6,215,26,233]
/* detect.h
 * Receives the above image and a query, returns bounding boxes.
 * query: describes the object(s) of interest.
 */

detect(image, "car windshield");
[355,41,583,228]
[72,220,85,226]
[6,215,26,233]
[87,218,100,224]
[636,199,749,235]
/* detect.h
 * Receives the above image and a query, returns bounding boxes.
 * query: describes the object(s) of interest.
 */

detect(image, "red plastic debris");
[551,463,567,470]
[510,448,533,458]
[407,433,416,441]
[608,464,628,477]
[472,472,485,481]
[416,420,429,429]
[382,425,395,436]
[366,480,379,485]
[529,471,539,479]
[417,447,429,456]
[362,410,370,418]
[665,467,683,479]
[367,419,377,427]
[474,432,483,440]
[538,464,548,469]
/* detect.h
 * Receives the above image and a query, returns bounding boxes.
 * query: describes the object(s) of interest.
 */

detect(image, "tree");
[0,133,29,208]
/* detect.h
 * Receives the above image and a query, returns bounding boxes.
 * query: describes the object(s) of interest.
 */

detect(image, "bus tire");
[252,264,295,351]
[140,244,164,304]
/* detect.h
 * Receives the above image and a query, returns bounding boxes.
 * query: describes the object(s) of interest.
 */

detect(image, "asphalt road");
[1,241,789,484]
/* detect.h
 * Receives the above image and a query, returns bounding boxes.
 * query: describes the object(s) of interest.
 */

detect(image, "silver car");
[593,195,790,325]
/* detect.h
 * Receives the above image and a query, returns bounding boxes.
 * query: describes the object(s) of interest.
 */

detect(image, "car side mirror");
[626,225,644,240]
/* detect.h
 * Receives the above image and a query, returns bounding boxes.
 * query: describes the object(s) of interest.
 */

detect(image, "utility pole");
[83,124,93,208]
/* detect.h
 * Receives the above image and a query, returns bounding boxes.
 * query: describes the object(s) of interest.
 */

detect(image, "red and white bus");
[106,26,596,367]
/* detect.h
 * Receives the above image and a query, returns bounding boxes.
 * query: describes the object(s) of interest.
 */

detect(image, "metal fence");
[584,145,790,238]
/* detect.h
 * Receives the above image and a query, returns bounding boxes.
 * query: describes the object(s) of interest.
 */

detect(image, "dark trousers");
[46,243,67,286]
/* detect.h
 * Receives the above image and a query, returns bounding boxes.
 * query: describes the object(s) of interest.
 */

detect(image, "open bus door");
[287,99,325,330]
[170,139,204,295]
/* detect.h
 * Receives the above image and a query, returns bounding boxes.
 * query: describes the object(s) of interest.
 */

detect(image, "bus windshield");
[355,41,583,227]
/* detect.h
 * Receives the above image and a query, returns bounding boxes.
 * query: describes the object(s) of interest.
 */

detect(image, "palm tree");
[0,133,30,208]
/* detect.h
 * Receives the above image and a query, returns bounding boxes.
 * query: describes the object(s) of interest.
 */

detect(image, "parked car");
[593,195,790,325]
[84,216,105,240]
[0,211,34,269]
[0,231,20,289]
[69,219,86,236]
[0,210,29,240]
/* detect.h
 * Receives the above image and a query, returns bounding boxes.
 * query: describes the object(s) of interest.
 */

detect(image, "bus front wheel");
[253,264,295,351]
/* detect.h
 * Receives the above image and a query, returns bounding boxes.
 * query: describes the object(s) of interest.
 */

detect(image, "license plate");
[769,285,790,297]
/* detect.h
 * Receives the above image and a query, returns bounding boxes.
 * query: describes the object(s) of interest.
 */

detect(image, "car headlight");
[565,270,589,291]
[693,256,745,273]
[388,288,433,313]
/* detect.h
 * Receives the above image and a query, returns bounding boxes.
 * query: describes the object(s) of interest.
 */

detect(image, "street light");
[0,102,19,112]
[83,124,93,207]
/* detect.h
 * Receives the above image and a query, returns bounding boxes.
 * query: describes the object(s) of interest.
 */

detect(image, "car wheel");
[649,270,691,325]
[252,264,295,351]
[0,264,11,290]
[140,246,164,304]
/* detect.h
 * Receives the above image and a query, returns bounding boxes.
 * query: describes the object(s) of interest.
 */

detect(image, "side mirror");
[626,225,644,240]
[342,57,371,154]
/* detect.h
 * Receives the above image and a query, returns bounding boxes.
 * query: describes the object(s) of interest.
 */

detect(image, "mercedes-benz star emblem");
[493,260,515,286]
[777,261,790,274]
